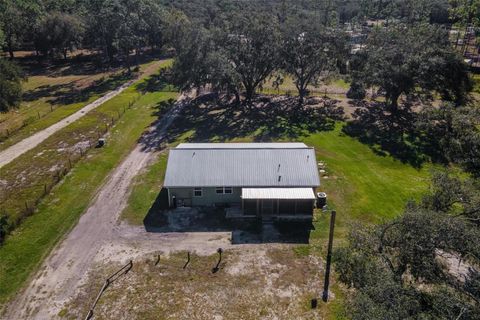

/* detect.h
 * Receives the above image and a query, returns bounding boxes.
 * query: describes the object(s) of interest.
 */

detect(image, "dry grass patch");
[62,246,343,320]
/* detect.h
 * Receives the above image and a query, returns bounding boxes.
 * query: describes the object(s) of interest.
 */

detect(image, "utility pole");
[322,210,336,302]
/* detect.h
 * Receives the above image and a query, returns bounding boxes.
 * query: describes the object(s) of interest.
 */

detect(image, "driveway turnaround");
[2,95,189,319]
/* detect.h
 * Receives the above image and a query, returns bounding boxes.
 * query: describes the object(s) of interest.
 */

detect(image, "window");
[215,187,233,195]
[193,187,203,197]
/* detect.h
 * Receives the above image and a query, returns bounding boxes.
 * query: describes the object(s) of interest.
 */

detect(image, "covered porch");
[227,188,316,220]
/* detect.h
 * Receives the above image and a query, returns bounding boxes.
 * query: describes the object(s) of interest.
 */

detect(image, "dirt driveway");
[2,94,190,320]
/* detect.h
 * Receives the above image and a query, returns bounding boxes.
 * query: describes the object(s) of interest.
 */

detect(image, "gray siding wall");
[168,187,242,207]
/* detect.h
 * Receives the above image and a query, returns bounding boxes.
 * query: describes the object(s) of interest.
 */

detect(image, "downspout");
[167,188,171,208]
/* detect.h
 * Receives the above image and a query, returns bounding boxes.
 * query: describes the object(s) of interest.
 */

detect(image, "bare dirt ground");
[1,95,189,320]
[0,61,163,168]
[61,245,329,320]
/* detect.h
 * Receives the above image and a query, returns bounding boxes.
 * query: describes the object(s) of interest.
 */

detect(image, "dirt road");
[2,95,190,320]
[0,61,163,169]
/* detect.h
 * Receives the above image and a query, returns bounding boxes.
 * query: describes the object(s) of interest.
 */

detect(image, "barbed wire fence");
[0,95,141,243]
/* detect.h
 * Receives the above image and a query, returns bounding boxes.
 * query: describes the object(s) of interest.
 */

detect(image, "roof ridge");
[172,147,314,150]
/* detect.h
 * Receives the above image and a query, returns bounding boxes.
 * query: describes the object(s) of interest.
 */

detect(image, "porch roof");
[242,188,316,200]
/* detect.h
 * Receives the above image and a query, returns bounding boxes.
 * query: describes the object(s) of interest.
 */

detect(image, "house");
[163,143,321,219]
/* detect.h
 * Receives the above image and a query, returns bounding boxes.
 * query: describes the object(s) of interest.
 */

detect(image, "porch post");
[277,199,279,215]
[294,199,297,215]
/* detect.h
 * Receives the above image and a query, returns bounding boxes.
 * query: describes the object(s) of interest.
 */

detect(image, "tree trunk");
[298,85,308,106]
[234,91,240,105]
[244,84,255,103]
[7,39,14,59]
[125,48,131,73]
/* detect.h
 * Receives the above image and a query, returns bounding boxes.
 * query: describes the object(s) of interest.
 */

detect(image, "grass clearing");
[0,64,178,307]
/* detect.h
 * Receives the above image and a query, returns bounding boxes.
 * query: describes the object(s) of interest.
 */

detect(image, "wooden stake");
[322,210,336,302]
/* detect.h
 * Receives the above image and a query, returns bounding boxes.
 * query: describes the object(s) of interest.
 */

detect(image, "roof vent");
[192,152,196,157]
[277,164,281,172]
[278,175,282,182]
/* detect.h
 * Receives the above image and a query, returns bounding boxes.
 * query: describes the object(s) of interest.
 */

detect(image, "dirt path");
[0,61,163,169]
[2,95,189,320]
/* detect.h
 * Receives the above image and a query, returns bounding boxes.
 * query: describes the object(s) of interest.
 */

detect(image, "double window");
[193,187,203,197]
[216,187,233,195]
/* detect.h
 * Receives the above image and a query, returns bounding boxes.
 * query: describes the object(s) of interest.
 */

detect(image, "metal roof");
[176,142,308,149]
[242,188,316,200]
[164,144,320,188]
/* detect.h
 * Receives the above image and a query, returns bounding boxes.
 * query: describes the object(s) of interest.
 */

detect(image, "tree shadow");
[342,101,428,168]
[166,95,344,144]
[136,68,177,94]
[137,98,178,153]
[142,188,314,244]
[22,72,134,106]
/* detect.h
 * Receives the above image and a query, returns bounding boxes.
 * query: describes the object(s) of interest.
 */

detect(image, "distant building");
[164,143,321,219]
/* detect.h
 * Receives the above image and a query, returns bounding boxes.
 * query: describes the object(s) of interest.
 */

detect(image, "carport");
[241,188,316,217]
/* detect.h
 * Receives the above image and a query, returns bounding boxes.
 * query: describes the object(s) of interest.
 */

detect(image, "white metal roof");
[242,188,316,200]
[164,143,320,188]
[176,142,308,149]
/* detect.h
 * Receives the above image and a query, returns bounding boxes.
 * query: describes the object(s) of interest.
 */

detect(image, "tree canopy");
[335,171,480,319]
[0,58,23,112]
[352,23,471,113]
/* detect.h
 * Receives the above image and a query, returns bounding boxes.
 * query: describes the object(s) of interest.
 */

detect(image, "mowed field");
[61,99,433,319]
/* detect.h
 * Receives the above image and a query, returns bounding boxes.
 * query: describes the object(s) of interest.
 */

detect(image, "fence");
[84,249,224,319]
[84,260,133,320]
[0,95,141,243]
[0,101,79,142]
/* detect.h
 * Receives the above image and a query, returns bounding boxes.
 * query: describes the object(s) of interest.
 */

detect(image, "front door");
[261,199,274,216]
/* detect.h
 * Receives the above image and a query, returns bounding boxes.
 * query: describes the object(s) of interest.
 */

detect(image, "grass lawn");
[473,73,480,95]
[0,67,178,308]
[0,59,162,151]
[302,125,432,246]
[261,74,350,96]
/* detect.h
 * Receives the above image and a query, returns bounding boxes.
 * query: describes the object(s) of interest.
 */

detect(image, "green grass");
[0,73,178,307]
[261,74,350,96]
[0,60,172,227]
[473,74,480,95]
[302,124,433,245]
[122,154,168,225]
[0,60,163,151]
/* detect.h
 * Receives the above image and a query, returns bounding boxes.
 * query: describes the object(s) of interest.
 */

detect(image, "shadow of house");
[143,188,314,245]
